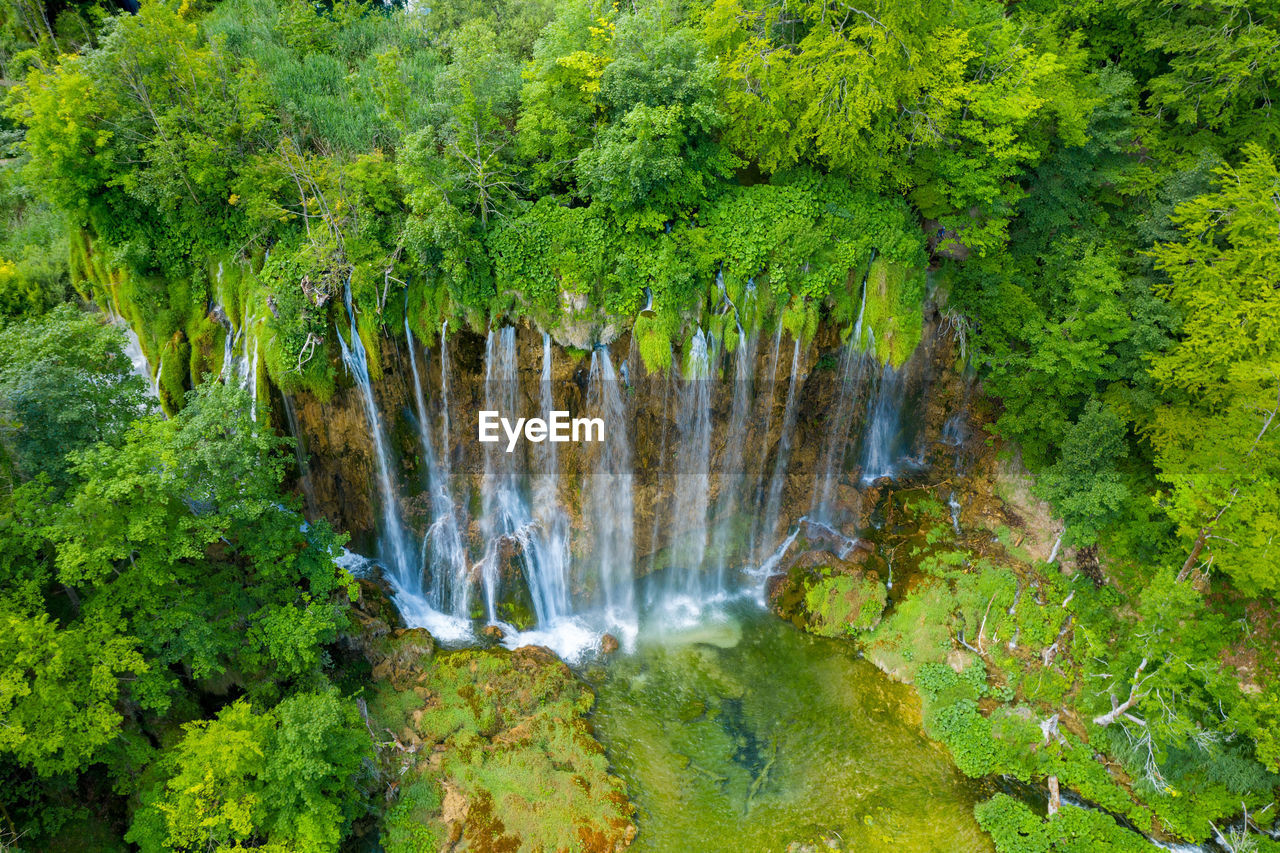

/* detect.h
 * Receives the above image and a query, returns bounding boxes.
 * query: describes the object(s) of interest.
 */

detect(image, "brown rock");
[600,633,620,655]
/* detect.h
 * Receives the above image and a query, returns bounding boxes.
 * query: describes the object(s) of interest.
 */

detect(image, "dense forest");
[1,0,1278,849]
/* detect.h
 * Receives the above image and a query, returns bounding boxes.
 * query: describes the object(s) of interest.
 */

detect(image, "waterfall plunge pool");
[585,602,994,852]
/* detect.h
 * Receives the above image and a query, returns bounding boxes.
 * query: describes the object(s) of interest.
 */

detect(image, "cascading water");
[584,345,637,644]
[758,339,802,561]
[745,325,783,562]
[709,325,756,589]
[119,323,158,398]
[811,271,872,525]
[321,288,958,662]
[336,283,418,607]
[666,329,714,608]
[280,394,318,516]
[645,357,673,579]
[478,328,534,623]
[531,333,571,623]
[406,316,468,616]
[861,362,907,483]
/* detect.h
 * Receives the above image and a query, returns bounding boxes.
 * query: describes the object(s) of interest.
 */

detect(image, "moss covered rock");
[768,550,888,638]
[367,640,635,852]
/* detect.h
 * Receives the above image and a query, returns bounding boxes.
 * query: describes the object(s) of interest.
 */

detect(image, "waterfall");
[406,317,468,615]
[532,333,571,623]
[217,310,236,382]
[584,346,636,642]
[438,322,456,484]
[476,328,575,634]
[710,325,756,588]
[645,357,673,579]
[248,336,260,422]
[667,329,714,603]
[325,280,950,659]
[861,362,907,483]
[746,325,783,562]
[759,339,802,560]
[479,328,527,622]
[811,273,871,525]
[217,302,258,419]
[336,283,417,602]
[119,323,158,398]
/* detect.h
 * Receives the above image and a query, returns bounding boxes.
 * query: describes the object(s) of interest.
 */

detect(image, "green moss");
[186,312,224,383]
[158,335,191,415]
[780,298,818,345]
[634,313,673,374]
[860,258,925,368]
[368,645,633,852]
[800,571,888,637]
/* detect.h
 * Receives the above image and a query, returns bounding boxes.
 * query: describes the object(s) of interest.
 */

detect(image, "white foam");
[501,617,603,664]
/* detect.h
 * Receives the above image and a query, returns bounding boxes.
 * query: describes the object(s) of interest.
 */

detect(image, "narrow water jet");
[667,329,714,605]
[758,339,802,561]
[710,326,756,588]
[336,283,417,602]
[406,315,468,615]
[746,325,783,563]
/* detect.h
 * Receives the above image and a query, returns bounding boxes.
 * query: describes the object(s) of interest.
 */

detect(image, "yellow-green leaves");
[1148,146,1280,592]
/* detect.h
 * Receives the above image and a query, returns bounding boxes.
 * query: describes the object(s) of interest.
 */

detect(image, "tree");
[1037,400,1129,546]
[126,691,372,852]
[0,605,143,776]
[700,0,1093,252]
[47,382,353,706]
[1147,145,1280,593]
[0,305,149,488]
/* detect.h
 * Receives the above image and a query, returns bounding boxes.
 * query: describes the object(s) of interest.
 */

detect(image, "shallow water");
[588,606,994,852]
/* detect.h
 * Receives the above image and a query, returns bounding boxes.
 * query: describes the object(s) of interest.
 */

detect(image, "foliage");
[974,794,1152,853]
[0,304,149,488]
[1146,146,1280,593]
[369,643,634,851]
[127,691,372,852]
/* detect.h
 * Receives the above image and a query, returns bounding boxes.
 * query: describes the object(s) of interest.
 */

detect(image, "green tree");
[1147,145,1280,593]
[1037,400,1129,546]
[0,605,143,776]
[127,691,372,852]
[46,382,353,707]
[0,304,149,488]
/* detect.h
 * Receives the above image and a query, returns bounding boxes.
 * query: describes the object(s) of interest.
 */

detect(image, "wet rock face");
[284,310,971,589]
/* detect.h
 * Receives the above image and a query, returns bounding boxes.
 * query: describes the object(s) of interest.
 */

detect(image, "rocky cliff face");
[282,301,973,612]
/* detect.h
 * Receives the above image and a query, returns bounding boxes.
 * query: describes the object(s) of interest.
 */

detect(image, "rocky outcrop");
[767,546,888,636]
[347,593,636,852]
